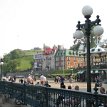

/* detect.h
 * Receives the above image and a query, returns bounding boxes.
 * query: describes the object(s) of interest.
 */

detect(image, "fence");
[0,81,107,107]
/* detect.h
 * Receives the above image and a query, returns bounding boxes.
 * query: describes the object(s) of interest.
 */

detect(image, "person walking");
[54,76,59,83]
[40,74,46,85]
[59,76,65,88]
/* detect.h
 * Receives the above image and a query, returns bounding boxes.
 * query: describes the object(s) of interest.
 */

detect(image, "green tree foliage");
[6,60,20,72]
[70,42,81,51]
[10,49,25,59]
[16,56,34,71]
[4,49,25,61]
[3,49,35,73]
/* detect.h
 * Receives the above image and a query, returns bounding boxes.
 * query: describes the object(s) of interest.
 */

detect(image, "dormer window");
[63,52,65,55]
[69,51,71,55]
[73,52,74,55]
[91,49,95,52]
[98,49,100,51]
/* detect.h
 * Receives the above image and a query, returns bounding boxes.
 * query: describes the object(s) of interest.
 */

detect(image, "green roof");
[55,49,65,57]
[55,49,74,57]
[65,49,74,56]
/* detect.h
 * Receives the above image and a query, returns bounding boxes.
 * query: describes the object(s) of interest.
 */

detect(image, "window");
[91,49,95,52]
[67,57,70,61]
[69,51,71,55]
[74,57,76,62]
[68,62,70,65]
[98,49,101,51]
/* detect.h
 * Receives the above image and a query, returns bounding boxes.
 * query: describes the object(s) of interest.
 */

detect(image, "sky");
[0,0,107,56]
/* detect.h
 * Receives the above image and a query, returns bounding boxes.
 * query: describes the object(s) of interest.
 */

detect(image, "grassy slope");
[16,56,34,71]
[16,49,43,71]
[24,49,42,55]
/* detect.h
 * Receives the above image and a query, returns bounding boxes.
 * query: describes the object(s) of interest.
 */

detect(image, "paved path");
[16,78,96,92]
[43,80,96,92]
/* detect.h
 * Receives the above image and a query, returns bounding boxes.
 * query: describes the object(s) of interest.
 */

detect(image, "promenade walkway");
[15,78,96,92]
[43,80,95,92]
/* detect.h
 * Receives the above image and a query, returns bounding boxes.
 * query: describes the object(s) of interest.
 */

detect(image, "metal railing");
[0,81,107,107]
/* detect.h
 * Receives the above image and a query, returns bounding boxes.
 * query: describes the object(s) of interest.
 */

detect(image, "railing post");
[45,87,48,107]
[10,82,13,98]
[23,83,26,105]
[94,86,98,107]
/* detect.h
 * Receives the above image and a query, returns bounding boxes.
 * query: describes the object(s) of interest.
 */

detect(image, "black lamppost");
[0,58,4,80]
[73,5,104,92]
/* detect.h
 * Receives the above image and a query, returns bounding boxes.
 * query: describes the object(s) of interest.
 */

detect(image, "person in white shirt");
[40,74,46,85]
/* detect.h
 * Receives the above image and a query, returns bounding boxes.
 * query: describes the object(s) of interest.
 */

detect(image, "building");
[54,45,65,70]
[54,45,82,70]
[42,45,57,71]
[33,45,87,73]
[78,45,107,81]
[33,51,44,71]
[65,49,77,69]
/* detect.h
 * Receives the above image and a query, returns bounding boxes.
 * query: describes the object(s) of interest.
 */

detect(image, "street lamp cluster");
[73,5,104,92]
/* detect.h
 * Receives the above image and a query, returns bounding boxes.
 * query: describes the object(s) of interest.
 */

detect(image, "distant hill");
[3,49,43,73]
[24,49,42,56]
[17,49,43,71]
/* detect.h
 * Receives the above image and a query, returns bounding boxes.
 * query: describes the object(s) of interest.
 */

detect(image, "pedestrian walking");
[54,76,59,83]
[59,76,65,88]
[40,74,47,85]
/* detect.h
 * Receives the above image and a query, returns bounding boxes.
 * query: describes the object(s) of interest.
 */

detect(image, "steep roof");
[55,49,74,57]
[80,45,106,55]
[90,46,106,53]
[43,47,56,55]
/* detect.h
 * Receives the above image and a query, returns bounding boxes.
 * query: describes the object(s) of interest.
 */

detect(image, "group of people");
[60,82,79,90]
[2,75,16,82]
[18,74,34,84]
[56,82,80,106]
[54,75,74,84]
[56,84,107,106]
[35,74,51,87]
[19,74,51,87]
[18,74,46,85]
[2,73,107,106]
[54,75,65,85]
[4,74,107,95]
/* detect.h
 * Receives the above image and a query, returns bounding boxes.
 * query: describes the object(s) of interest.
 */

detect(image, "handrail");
[0,81,107,107]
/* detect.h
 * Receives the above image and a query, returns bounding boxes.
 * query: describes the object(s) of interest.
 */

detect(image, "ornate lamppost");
[73,5,104,92]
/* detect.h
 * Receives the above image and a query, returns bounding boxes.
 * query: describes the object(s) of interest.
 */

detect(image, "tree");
[10,49,25,59]
[3,49,34,73]
[70,40,81,53]
[4,49,25,61]
[4,60,20,73]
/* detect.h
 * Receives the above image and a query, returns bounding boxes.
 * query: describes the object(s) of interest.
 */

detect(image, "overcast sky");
[0,0,106,56]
